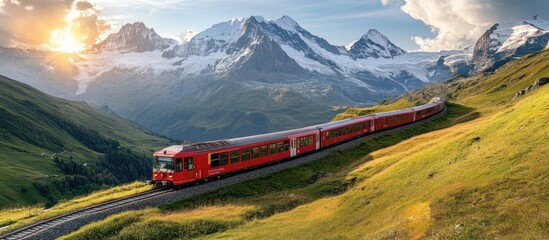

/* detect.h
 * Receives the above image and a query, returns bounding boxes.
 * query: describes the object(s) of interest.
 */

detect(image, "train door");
[290,138,297,157]
[315,131,320,150]
[175,156,197,182]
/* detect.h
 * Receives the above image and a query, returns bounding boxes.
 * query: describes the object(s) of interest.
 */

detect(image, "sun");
[48,28,86,53]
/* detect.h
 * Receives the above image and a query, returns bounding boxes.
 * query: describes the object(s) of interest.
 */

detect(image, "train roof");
[227,126,317,147]
[313,118,354,130]
[373,108,413,117]
[410,102,438,110]
[170,126,318,153]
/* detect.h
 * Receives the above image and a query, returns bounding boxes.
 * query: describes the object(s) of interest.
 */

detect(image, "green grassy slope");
[61,50,549,239]
[0,75,170,207]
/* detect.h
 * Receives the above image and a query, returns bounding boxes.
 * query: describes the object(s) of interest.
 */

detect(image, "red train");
[152,98,444,186]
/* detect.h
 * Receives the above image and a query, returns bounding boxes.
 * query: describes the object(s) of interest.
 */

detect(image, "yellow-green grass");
[59,102,475,240]
[59,205,251,240]
[60,50,549,239]
[0,181,152,234]
[332,98,414,121]
[206,81,549,239]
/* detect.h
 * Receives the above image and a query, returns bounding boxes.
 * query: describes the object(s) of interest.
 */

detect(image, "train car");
[316,116,374,148]
[412,102,440,121]
[152,98,444,187]
[373,109,414,131]
[152,127,319,186]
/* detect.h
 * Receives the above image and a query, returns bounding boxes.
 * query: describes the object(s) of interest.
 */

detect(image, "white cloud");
[396,0,549,51]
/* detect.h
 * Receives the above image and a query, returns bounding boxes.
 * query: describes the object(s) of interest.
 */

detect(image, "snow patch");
[345,40,357,51]
[280,44,334,75]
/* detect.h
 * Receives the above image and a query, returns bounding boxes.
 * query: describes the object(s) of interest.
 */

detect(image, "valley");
[59,48,549,239]
[0,75,170,207]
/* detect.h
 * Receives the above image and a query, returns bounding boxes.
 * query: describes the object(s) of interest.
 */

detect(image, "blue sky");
[1,0,546,52]
[95,0,432,51]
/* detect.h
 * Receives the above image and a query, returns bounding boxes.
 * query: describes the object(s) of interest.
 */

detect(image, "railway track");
[0,188,173,240]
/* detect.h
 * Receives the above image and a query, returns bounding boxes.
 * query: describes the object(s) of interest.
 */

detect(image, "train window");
[334,129,338,137]
[242,148,250,161]
[308,136,313,146]
[269,143,277,155]
[326,131,331,139]
[261,145,268,157]
[277,142,284,152]
[219,152,229,166]
[176,158,182,172]
[184,157,194,170]
[210,153,220,167]
[230,150,239,163]
[283,140,289,151]
[252,147,259,159]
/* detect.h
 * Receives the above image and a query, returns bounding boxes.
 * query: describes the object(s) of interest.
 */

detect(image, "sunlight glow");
[44,0,110,53]
[48,28,86,53]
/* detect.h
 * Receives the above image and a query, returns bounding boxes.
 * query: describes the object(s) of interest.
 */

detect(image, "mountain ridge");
[1,15,548,141]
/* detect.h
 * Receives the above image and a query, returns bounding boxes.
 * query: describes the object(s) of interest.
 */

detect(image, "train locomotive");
[152,98,444,186]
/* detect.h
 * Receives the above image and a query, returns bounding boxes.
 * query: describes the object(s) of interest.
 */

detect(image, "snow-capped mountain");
[92,22,178,53]
[160,16,421,79]
[0,15,473,140]
[348,29,406,59]
[10,15,549,141]
[471,16,549,72]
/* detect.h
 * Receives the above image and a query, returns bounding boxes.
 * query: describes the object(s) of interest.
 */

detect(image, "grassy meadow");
[60,49,549,239]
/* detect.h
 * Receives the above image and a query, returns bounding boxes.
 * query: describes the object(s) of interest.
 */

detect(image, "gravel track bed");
[13,108,446,240]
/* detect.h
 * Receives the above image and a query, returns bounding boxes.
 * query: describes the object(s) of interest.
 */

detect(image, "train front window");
[154,156,174,171]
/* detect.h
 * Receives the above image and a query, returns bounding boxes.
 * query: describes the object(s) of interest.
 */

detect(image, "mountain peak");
[349,29,406,59]
[364,29,383,37]
[122,22,147,29]
[93,22,177,53]
[471,17,549,72]
[250,15,266,22]
[361,29,391,44]
[275,15,300,32]
[122,22,157,34]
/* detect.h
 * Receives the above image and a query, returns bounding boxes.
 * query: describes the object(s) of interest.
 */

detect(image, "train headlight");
[154,174,157,177]
[169,175,173,178]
